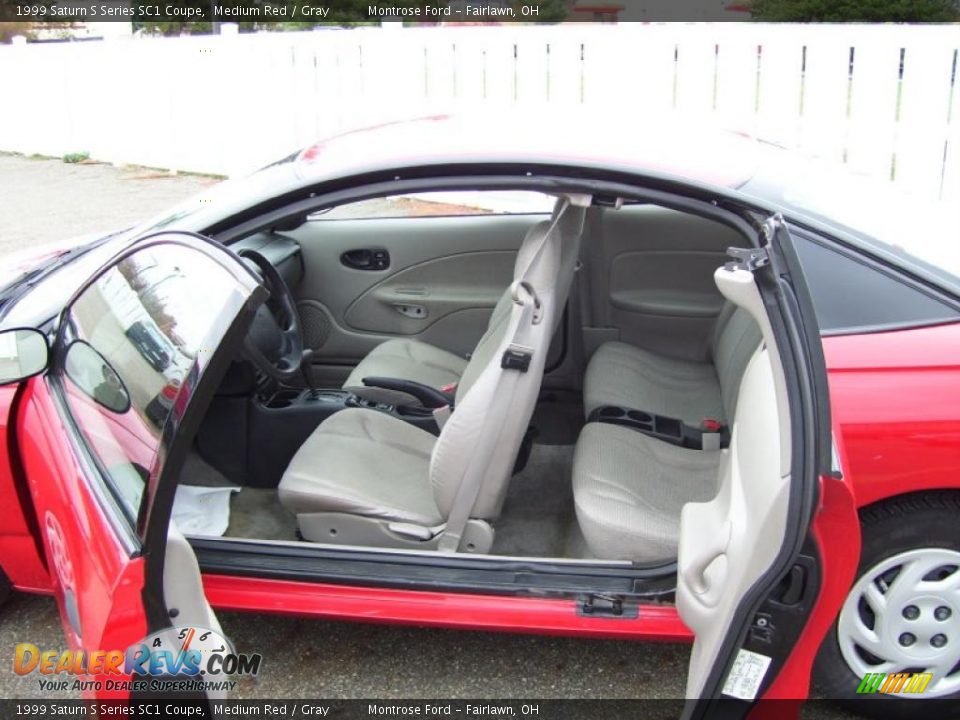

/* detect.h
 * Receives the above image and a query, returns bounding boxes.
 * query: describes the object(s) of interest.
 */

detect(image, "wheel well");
[858,488,960,526]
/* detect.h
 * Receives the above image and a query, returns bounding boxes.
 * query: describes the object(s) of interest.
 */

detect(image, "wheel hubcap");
[838,548,960,698]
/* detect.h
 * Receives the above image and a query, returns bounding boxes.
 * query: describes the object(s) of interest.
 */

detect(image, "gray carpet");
[178,451,298,542]
[491,443,582,558]
[225,488,299,542]
[180,427,585,555]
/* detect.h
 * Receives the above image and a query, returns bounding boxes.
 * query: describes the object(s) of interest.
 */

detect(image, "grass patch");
[62,151,90,164]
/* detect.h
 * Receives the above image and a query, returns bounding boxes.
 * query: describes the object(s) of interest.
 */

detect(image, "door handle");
[680,519,731,607]
[341,248,390,271]
[393,303,427,319]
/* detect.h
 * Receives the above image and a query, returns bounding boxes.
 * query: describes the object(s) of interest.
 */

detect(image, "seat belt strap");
[438,197,574,553]
[514,198,570,284]
[438,284,539,553]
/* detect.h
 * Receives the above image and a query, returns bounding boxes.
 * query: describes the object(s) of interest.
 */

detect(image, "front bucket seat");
[278,199,586,552]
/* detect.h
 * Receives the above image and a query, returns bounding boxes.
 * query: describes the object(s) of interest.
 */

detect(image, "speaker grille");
[298,301,332,350]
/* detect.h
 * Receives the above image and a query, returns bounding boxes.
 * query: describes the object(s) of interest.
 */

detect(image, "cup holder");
[593,406,653,431]
[591,405,695,448]
[598,407,626,419]
[265,389,301,409]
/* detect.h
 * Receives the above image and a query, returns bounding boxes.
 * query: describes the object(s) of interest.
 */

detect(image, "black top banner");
[1,1,956,30]
[5,0,656,25]
[2,0,956,26]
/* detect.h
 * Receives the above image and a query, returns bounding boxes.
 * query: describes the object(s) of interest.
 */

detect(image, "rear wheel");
[814,493,960,718]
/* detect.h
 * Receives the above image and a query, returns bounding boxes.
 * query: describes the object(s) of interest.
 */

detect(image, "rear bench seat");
[573,305,762,562]
[583,304,762,427]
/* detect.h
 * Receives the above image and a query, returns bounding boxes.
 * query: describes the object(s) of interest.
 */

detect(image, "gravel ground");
[0,153,218,255]
[0,155,854,717]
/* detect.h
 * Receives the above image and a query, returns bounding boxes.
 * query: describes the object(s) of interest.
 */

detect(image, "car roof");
[293,112,763,190]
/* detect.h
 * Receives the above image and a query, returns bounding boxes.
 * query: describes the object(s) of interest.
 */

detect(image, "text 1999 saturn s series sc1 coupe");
[0,114,958,719]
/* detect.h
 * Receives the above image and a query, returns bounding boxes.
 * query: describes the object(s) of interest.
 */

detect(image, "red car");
[1,115,958,717]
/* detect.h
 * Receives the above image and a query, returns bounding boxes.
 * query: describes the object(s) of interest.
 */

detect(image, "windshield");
[740,145,960,288]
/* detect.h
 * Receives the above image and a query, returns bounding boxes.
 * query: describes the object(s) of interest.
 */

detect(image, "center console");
[587,405,728,451]
[198,383,441,490]
[244,386,440,488]
[262,386,438,430]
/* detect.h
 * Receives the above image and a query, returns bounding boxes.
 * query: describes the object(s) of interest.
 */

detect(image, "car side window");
[792,232,960,333]
[311,191,556,220]
[58,243,244,528]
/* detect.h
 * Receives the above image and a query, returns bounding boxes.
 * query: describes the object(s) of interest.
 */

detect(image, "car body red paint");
[822,323,960,509]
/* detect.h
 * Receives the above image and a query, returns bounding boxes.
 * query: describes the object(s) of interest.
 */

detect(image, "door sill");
[188,535,678,600]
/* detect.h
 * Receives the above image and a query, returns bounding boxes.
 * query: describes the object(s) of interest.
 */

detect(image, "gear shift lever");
[300,349,317,393]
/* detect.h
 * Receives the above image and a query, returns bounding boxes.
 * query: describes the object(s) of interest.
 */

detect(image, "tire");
[814,492,960,719]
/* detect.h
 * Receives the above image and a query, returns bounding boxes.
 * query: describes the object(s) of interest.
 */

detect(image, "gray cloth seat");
[573,422,721,563]
[278,200,586,551]
[342,337,468,390]
[344,197,584,392]
[280,408,442,525]
[583,303,762,426]
[583,342,724,426]
[573,300,763,563]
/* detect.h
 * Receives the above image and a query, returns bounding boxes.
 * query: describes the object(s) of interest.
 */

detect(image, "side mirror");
[0,328,49,385]
[63,340,131,414]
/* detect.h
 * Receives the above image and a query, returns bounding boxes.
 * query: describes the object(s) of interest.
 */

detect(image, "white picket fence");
[1,23,957,200]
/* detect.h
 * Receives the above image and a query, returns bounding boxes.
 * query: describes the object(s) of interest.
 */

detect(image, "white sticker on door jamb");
[721,648,773,700]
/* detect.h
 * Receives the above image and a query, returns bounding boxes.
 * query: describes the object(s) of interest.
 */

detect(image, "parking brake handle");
[362,376,454,409]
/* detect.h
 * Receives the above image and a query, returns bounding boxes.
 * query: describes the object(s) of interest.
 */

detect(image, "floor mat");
[226,487,299,542]
[491,443,579,558]
[179,450,298,542]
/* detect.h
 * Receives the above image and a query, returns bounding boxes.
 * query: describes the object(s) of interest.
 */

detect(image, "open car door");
[677,216,860,715]
[14,232,263,700]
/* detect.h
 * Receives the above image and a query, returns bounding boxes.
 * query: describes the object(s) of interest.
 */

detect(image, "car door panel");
[676,218,859,711]
[289,214,543,370]
[678,266,793,698]
[584,205,742,362]
[343,251,516,336]
[13,234,261,700]
[18,378,148,699]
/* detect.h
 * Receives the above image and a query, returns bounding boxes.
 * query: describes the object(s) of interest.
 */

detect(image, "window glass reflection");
[62,244,240,524]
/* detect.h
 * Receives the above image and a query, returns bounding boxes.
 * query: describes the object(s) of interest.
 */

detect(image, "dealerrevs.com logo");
[14,626,262,694]
[857,671,932,694]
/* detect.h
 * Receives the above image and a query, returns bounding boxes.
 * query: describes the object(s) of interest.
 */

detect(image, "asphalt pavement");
[0,154,854,717]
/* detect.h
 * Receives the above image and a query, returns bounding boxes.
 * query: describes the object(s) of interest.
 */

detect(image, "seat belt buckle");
[501,345,532,372]
[701,418,724,451]
[440,382,457,394]
[433,404,452,430]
